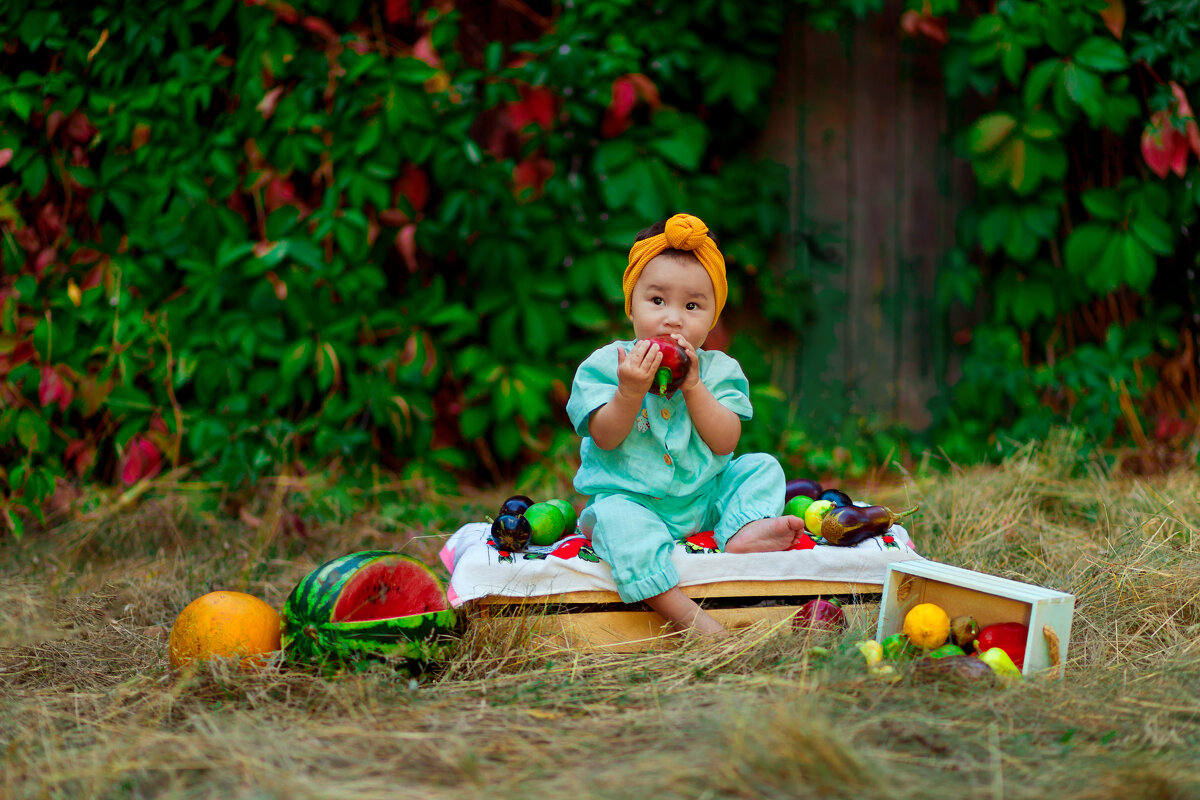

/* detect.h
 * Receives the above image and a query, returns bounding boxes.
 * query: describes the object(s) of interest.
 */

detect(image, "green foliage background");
[2,0,1198,534]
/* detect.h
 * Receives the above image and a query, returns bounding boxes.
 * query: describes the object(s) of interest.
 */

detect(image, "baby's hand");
[669,333,701,391]
[616,340,663,400]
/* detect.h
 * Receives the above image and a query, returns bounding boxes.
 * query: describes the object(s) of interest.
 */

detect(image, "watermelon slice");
[282,550,457,675]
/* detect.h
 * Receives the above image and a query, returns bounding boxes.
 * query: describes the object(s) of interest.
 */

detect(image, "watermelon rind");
[282,550,457,676]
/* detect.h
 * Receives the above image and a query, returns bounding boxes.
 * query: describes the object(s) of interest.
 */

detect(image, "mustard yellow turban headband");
[622,213,727,329]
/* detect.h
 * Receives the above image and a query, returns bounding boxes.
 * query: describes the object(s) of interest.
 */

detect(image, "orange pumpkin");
[168,591,282,669]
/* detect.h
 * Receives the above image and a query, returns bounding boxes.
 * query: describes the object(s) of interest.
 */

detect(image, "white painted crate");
[876,561,1075,676]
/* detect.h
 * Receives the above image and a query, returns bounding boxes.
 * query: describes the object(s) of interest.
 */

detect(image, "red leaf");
[394,164,430,212]
[1142,110,1188,179]
[0,147,12,168]
[509,85,556,131]
[39,365,74,411]
[131,123,151,151]
[384,0,411,24]
[265,177,297,211]
[46,110,64,141]
[1170,81,1200,158]
[64,111,96,144]
[395,223,419,272]
[413,34,439,68]
[119,435,163,486]
[301,16,339,42]
[512,157,555,198]
[34,248,58,279]
[610,77,637,119]
[64,439,96,476]
[1099,0,1125,39]
[257,86,285,119]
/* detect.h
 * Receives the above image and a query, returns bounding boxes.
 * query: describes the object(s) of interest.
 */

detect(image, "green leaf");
[1062,63,1104,118]
[1023,60,1062,109]
[1022,110,1061,140]
[966,15,1003,43]
[393,58,439,85]
[1073,37,1129,73]
[978,205,1011,254]
[1121,234,1155,291]
[1081,189,1122,221]
[3,509,23,540]
[647,113,708,171]
[968,112,1018,155]
[1001,44,1026,86]
[1130,213,1173,256]
[1063,223,1113,278]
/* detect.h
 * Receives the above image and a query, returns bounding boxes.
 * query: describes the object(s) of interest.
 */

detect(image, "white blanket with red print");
[438,521,923,607]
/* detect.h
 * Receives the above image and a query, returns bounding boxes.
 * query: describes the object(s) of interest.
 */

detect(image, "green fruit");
[928,643,967,659]
[545,498,578,537]
[783,495,814,519]
[525,502,568,546]
[281,550,457,675]
[803,499,835,534]
[880,632,918,661]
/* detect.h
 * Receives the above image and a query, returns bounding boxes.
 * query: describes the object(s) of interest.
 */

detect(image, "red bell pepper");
[975,622,1028,669]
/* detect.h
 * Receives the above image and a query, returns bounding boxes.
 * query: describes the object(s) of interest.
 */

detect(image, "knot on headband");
[664,214,710,250]
[622,213,727,329]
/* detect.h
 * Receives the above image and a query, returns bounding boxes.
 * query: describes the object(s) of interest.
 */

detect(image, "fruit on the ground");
[545,498,578,537]
[490,513,532,551]
[803,499,835,534]
[785,478,824,502]
[498,494,534,517]
[902,602,951,650]
[168,590,282,669]
[792,597,846,631]
[820,505,878,547]
[282,550,456,675]
[783,494,815,519]
[856,639,883,666]
[928,643,967,658]
[976,622,1029,668]
[912,654,996,685]
[525,502,567,546]
[977,646,1023,681]
[950,615,980,650]
[881,632,918,660]
[818,488,853,507]
[646,336,690,398]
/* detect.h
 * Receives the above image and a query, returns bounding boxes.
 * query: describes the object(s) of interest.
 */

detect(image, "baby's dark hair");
[633,218,721,248]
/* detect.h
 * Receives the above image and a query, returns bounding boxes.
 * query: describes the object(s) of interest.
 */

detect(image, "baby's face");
[628,253,716,348]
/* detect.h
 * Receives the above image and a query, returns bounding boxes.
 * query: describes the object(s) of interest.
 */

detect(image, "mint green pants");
[578,453,785,603]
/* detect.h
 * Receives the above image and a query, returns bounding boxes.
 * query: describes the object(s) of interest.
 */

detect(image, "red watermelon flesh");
[331,556,449,622]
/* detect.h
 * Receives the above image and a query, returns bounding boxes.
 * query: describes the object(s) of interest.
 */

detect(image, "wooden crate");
[474,579,883,653]
[876,561,1075,676]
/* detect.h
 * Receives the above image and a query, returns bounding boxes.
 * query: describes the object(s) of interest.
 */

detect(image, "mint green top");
[567,340,753,500]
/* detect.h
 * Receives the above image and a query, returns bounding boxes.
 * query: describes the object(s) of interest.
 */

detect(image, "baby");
[566,213,805,635]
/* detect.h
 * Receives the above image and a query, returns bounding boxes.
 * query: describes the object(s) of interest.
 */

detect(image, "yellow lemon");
[902,602,951,650]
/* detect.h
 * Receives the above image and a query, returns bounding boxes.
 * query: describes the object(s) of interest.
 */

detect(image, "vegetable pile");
[856,601,1031,686]
[783,478,918,547]
[489,494,579,551]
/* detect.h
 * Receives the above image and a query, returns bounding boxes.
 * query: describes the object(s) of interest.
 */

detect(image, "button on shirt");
[567,340,754,500]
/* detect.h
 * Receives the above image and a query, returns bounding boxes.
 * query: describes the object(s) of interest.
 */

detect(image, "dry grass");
[4,433,1200,799]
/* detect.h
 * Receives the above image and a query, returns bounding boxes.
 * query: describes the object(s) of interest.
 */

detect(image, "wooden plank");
[796,19,852,431]
[476,579,883,606]
[848,5,902,416]
[482,602,883,653]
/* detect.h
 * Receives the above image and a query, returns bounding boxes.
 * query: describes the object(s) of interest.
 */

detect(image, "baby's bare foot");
[724,515,806,553]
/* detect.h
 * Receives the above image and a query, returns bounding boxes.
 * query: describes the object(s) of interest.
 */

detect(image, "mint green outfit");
[567,340,786,603]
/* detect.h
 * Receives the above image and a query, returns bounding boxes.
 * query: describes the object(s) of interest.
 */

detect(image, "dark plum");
[490,514,532,551]
[784,478,823,502]
[498,494,534,517]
